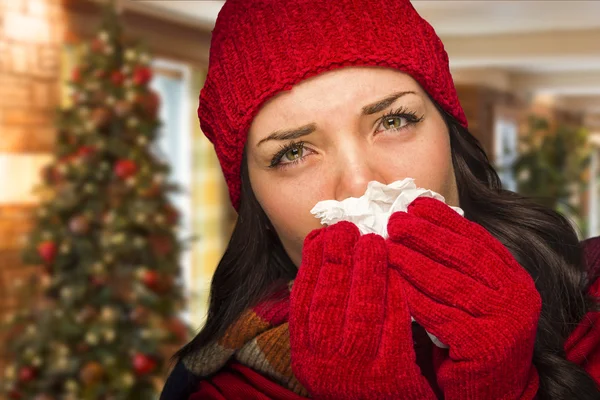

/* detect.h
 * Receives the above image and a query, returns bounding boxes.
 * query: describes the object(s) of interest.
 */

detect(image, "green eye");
[284,145,304,161]
[382,116,405,130]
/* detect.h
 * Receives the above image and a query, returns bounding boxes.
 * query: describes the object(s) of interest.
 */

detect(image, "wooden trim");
[62,0,211,67]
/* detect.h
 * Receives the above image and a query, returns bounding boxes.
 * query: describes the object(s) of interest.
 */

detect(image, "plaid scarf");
[181,281,309,396]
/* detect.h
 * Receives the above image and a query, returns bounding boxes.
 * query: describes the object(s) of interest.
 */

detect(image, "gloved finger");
[290,228,327,351]
[340,233,387,359]
[388,242,498,317]
[406,197,524,275]
[309,221,360,354]
[388,212,513,289]
[401,281,488,362]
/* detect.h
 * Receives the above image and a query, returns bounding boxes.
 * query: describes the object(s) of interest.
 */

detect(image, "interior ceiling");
[133,1,600,35]
[131,1,600,108]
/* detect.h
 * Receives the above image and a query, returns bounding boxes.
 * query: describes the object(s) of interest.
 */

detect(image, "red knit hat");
[199,0,467,210]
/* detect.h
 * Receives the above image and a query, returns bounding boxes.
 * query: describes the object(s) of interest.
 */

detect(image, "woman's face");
[246,67,459,266]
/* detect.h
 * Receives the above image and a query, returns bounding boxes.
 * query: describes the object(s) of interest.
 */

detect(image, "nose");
[333,141,386,200]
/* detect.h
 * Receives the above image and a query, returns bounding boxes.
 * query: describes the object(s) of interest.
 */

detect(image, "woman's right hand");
[289,222,436,399]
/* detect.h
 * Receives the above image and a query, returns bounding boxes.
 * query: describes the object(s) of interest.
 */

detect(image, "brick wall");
[0,0,65,380]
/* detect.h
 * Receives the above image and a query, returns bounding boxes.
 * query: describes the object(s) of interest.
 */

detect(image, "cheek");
[376,133,456,199]
[250,169,326,262]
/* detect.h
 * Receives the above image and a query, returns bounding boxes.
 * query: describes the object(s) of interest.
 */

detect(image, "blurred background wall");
[1,0,600,385]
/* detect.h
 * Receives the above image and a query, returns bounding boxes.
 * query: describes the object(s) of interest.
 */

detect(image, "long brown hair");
[175,104,600,398]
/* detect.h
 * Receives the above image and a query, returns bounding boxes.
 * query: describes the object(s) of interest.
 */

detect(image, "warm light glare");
[3,10,51,43]
[0,153,52,204]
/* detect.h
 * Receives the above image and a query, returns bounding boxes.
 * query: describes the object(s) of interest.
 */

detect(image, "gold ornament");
[103,329,116,343]
[78,107,90,117]
[114,100,132,117]
[4,364,15,380]
[85,332,99,346]
[56,344,70,357]
[80,361,104,385]
[55,357,69,371]
[4,312,15,325]
[134,237,146,248]
[98,31,109,42]
[126,117,139,128]
[126,176,138,187]
[111,233,126,245]
[60,242,71,254]
[84,183,96,194]
[92,262,105,274]
[91,107,112,129]
[137,135,148,146]
[64,379,79,392]
[60,287,73,300]
[100,307,117,323]
[125,49,137,62]
[24,346,36,358]
[13,278,24,289]
[121,372,135,388]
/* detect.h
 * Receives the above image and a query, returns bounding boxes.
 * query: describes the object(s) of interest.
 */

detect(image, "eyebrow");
[256,90,416,147]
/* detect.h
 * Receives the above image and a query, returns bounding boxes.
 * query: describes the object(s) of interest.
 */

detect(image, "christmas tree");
[1,4,189,399]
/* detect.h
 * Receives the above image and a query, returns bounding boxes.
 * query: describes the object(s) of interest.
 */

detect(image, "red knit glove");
[386,197,541,400]
[289,221,436,399]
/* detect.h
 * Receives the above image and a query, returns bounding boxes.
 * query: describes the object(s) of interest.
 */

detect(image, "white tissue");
[310,178,464,349]
[310,178,464,238]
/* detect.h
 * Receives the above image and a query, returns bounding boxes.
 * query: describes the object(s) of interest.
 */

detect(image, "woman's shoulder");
[159,360,200,400]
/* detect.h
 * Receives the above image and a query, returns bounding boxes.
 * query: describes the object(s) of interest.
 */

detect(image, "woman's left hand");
[386,197,542,400]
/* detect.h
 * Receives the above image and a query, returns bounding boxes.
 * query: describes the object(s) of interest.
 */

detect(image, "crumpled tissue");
[310,178,465,349]
[310,178,464,238]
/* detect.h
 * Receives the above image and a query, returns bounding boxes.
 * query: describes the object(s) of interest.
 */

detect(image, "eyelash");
[377,107,424,133]
[269,141,306,169]
[268,107,424,169]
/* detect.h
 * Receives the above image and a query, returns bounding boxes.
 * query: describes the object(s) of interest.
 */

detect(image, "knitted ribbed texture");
[387,197,541,399]
[199,0,467,209]
[289,221,438,399]
[178,235,600,399]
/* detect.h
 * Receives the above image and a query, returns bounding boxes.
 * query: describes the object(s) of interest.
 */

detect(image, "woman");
[161,0,600,398]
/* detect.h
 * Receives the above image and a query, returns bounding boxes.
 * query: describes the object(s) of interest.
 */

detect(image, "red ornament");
[133,66,153,86]
[136,91,160,118]
[111,70,125,86]
[149,235,173,257]
[167,317,188,342]
[132,353,157,376]
[37,241,57,264]
[141,270,160,291]
[114,159,138,180]
[19,366,37,383]
[94,69,106,79]
[76,145,96,161]
[164,205,179,225]
[91,275,108,288]
[7,389,22,400]
[91,38,104,53]
[139,183,161,198]
[72,67,81,83]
